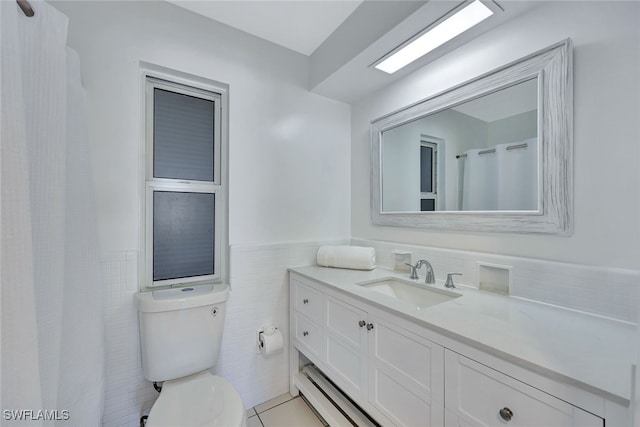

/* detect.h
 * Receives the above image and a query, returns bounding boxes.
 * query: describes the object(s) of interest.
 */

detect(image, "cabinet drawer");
[294,313,324,360]
[294,282,323,323]
[445,352,602,427]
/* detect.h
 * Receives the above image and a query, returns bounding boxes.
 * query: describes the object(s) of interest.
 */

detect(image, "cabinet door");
[368,315,445,427]
[444,350,603,427]
[325,296,368,400]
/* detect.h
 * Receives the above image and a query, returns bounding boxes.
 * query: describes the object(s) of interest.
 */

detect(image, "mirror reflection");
[381,78,539,212]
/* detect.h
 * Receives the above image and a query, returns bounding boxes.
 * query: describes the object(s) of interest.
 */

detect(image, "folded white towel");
[316,246,376,271]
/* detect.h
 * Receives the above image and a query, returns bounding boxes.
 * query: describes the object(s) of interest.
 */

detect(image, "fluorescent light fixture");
[375,0,494,74]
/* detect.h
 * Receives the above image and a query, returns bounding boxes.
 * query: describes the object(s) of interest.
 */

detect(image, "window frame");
[419,135,442,211]
[140,64,229,290]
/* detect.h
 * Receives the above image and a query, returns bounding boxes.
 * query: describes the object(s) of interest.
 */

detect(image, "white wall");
[52,1,351,424]
[352,1,640,270]
[55,0,351,252]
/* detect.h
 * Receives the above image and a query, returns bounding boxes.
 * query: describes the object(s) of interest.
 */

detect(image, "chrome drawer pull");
[303,331,309,337]
[366,323,374,331]
[303,298,309,304]
[499,407,513,422]
[358,320,366,327]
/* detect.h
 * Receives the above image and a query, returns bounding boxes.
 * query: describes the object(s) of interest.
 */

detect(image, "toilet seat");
[147,371,247,427]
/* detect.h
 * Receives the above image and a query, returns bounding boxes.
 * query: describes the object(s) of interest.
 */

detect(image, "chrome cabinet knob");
[303,298,309,304]
[366,323,374,331]
[499,407,513,422]
[358,320,366,327]
[303,331,309,337]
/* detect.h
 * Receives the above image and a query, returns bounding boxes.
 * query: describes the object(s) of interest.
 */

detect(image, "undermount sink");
[357,277,461,310]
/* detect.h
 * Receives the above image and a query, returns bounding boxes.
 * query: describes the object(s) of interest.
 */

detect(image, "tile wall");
[354,238,640,324]
[100,240,348,426]
[102,251,156,427]
[217,240,347,408]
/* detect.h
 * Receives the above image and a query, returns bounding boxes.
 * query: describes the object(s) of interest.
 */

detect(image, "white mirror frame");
[371,39,573,235]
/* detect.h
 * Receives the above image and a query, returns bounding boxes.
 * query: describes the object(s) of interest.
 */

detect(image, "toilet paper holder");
[256,326,281,355]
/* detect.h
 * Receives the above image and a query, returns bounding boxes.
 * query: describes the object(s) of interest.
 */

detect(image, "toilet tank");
[135,284,229,382]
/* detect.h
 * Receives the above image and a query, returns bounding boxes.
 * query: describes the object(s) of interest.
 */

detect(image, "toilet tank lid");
[135,284,230,313]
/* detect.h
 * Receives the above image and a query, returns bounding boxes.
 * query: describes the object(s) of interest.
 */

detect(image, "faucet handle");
[445,273,462,288]
[405,263,419,280]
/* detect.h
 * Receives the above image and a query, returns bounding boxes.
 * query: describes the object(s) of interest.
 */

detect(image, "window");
[142,69,228,289]
[420,135,440,211]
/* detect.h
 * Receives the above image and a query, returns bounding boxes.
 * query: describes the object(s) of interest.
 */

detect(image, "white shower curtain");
[1,1,104,425]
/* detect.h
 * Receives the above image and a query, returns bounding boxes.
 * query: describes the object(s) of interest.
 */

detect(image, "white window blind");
[153,88,215,182]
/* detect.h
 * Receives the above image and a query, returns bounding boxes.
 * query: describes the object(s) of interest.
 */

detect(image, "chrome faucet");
[405,259,435,284]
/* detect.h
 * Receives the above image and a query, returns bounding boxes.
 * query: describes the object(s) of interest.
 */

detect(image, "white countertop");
[289,265,637,405]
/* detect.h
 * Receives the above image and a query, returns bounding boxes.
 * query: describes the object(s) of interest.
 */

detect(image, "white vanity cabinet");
[289,271,626,427]
[291,273,445,427]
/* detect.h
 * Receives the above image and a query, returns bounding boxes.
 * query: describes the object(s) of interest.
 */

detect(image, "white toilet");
[135,284,247,427]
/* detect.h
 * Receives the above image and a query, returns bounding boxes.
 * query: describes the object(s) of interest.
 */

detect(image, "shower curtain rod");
[456,142,529,159]
[17,0,34,17]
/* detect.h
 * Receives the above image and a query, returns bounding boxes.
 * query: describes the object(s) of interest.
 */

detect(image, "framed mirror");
[370,39,572,234]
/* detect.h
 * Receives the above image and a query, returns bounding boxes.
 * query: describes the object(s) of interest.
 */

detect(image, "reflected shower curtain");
[461,139,537,211]
[1,1,104,425]
[461,148,498,210]
[496,138,538,210]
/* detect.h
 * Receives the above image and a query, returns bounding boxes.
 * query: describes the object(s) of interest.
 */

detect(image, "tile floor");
[247,393,327,427]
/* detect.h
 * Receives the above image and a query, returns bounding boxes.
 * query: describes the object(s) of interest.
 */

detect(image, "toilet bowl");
[146,371,246,427]
[135,284,245,427]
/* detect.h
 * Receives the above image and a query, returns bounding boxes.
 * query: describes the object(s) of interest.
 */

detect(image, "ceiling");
[164,1,540,103]
[165,1,363,56]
